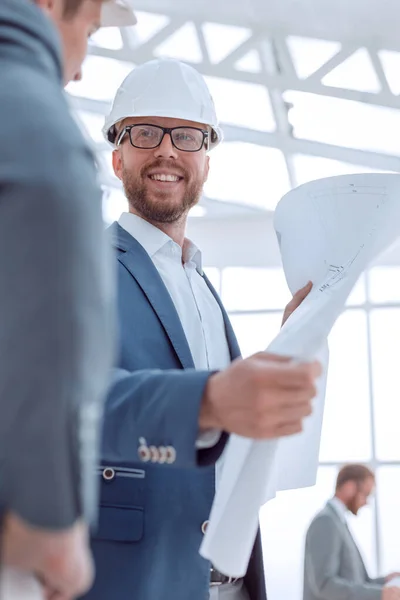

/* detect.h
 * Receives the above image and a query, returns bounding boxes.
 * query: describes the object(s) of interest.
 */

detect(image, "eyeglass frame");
[116,123,210,152]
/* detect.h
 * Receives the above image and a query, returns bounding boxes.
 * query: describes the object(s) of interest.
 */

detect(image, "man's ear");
[204,155,210,183]
[112,148,123,181]
[35,0,60,17]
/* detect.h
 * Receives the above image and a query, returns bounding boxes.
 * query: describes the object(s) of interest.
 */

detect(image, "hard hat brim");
[101,1,137,27]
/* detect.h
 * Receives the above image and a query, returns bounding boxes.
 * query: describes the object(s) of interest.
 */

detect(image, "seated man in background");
[304,464,400,600]
[81,57,322,600]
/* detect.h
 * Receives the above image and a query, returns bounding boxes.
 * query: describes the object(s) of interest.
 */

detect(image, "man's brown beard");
[347,496,359,516]
[121,159,205,224]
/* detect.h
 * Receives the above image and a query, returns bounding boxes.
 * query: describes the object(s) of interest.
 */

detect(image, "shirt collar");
[182,238,203,275]
[329,497,348,523]
[119,212,170,257]
[118,212,203,275]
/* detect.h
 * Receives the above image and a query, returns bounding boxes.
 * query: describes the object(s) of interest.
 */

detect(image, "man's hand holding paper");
[201,354,321,439]
[382,588,400,600]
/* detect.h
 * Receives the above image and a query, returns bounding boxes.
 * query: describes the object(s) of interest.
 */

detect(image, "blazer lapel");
[202,272,241,361]
[111,223,195,370]
[327,502,368,574]
[342,521,368,573]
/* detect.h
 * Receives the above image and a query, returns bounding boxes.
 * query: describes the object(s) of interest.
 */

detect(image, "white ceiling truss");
[69,6,400,220]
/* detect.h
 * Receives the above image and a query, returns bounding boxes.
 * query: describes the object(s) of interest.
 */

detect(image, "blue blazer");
[82,223,266,600]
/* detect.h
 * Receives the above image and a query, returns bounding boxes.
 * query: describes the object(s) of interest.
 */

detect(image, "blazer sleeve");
[304,515,382,600]
[101,368,227,468]
[368,577,386,586]
[0,80,114,529]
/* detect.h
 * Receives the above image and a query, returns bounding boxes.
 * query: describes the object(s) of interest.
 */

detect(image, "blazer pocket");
[95,505,144,542]
[93,465,145,543]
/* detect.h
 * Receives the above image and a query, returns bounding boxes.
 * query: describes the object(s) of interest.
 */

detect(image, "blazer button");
[201,520,209,534]
[138,438,151,462]
[165,446,176,464]
[158,447,167,464]
[149,446,159,463]
[103,467,115,481]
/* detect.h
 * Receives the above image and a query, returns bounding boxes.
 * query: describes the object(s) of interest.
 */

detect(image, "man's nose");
[154,133,179,159]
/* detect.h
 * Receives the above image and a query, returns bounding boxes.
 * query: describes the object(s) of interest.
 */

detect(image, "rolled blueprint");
[200,174,400,577]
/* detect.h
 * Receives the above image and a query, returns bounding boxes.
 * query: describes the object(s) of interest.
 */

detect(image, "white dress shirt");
[329,496,348,523]
[119,212,231,448]
[119,213,248,600]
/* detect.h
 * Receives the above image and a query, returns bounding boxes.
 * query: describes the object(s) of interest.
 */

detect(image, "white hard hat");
[101,0,137,27]
[103,58,223,150]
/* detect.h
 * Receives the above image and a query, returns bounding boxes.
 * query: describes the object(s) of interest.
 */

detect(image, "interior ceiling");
[132,0,400,50]
[69,0,400,223]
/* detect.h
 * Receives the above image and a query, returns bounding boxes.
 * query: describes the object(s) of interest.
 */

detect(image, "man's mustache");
[141,160,189,180]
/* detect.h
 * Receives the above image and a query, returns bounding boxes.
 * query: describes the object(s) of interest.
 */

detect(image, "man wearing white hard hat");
[0,1,134,599]
[82,58,320,600]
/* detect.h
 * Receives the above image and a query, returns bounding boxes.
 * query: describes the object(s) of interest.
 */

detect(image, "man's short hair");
[336,464,375,491]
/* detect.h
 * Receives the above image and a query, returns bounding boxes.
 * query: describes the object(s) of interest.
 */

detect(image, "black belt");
[210,566,239,587]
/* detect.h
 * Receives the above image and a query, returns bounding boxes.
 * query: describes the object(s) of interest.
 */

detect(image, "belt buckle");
[210,567,223,586]
[210,567,239,586]
[210,577,239,586]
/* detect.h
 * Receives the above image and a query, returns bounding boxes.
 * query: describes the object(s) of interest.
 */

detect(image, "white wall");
[188,213,400,600]
[187,213,400,269]
[187,214,282,268]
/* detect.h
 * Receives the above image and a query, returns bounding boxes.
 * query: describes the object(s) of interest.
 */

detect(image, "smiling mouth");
[148,173,184,183]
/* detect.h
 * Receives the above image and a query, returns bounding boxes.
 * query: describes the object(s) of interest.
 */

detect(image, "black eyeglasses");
[116,124,209,152]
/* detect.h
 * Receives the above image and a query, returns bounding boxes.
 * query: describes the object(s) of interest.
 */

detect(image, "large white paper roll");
[200,174,400,577]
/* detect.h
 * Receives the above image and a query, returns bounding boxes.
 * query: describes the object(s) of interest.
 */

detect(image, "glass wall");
[66,11,400,597]
[205,264,400,600]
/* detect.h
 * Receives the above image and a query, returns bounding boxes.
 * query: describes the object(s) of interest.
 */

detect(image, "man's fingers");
[306,360,323,379]
[294,280,313,299]
[253,352,320,374]
[275,421,304,437]
[260,402,313,428]
[282,281,313,326]
[2,514,94,600]
[252,357,322,389]
[288,280,313,308]
[278,361,322,388]
[253,352,291,363]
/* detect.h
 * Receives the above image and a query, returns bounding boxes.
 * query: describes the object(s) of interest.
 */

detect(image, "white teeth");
[150,174,179,182]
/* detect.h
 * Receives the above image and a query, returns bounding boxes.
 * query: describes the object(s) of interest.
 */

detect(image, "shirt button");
[201,520,209,534]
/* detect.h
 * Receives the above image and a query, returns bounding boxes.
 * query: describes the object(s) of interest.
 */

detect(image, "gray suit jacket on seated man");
[304,464,400,600]
[81,58,321,600]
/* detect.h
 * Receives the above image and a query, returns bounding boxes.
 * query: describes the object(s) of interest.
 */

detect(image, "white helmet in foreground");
[101,0,137,27]
[103,58,223,150]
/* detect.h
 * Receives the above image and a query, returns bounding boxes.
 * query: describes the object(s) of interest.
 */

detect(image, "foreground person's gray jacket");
[0,0,114,529]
